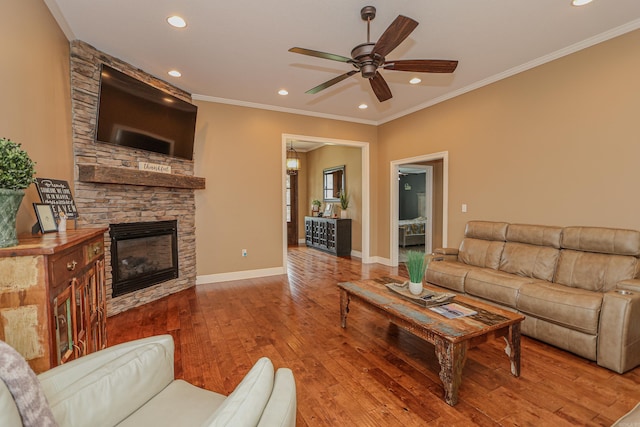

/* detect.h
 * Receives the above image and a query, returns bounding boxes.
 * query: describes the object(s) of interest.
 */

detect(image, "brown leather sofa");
[426,221,640,374]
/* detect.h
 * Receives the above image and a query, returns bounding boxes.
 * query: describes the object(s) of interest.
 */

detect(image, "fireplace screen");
[109,220,178,297]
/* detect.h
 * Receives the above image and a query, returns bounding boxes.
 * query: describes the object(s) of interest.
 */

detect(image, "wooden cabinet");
[0,228,107,373]
[305,217,352,256]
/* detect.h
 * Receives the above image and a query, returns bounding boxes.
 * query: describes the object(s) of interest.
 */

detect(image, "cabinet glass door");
[53,285,75,364]
[74,277,89,357]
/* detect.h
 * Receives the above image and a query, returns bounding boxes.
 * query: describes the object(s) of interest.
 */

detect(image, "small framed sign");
[33,203,58,233]
[35,178,78,220]
[323,203,334,218]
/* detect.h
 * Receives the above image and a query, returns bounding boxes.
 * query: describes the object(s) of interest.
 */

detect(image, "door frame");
[390,151,449,267]
[281,134,371,267]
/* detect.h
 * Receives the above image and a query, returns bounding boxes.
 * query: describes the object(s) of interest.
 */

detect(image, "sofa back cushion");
[555,250,638,292]
[457,221,508,269]
[499,243,559,282]
[497,224,562,281]
[45,341,174,427]
[562,226,640,256]
[458,238,505,269]
[507,224,562,248]
[464,221,508,241]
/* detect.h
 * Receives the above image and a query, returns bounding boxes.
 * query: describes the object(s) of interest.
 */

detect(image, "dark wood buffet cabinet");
[0,228,107,373]
[305,216,352,256]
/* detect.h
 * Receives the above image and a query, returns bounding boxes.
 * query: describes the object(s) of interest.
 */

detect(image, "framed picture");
[33,203,58,233]
[323,203,334,218]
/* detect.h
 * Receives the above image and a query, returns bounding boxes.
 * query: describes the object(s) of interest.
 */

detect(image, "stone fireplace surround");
[70,40,202,316]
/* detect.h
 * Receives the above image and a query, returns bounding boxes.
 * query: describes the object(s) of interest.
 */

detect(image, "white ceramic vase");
[340,209,348,219]
[408,281,423,296]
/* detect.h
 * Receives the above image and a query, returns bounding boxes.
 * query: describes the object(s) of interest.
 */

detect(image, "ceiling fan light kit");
[289,6,458,102]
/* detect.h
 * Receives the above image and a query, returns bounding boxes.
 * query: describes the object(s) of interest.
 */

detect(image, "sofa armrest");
[429,248,459,263]
[597,289,640,373]
[617,279,640,293]
[434,247,459,256]
[38,335,175,426]
[257,368,297,427]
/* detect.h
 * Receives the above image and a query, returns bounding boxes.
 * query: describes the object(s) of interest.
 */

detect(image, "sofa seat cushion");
[426,261,481,292]
[521,316,597,361]
[465,269,535,308]
[518,282,603,335]
[498,242,559,282]
[555,250,638,292]
[117,380,226,426]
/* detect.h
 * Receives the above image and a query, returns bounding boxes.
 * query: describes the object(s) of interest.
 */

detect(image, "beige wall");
[1,0,73,234]
[377,29,640,257]
[306,145,363,251]
[193,102,376,275]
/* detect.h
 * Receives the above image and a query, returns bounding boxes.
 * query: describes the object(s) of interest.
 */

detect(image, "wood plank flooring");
[107,246,640,426]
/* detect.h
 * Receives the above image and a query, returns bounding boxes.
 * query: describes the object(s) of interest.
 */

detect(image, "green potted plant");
[311,199,322,216]
[0,137,36,248]
[339,190,350,219]
[405,250,428,295]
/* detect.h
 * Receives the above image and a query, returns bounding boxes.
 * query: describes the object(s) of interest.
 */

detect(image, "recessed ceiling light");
[358,104,368,109]
[278,89,289,96]
[572,0,593,5]
[167,15,187,28]
[168,70,182,77]
[409,77,422,85]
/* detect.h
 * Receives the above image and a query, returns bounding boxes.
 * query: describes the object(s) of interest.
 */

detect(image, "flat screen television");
[95,64,198,160]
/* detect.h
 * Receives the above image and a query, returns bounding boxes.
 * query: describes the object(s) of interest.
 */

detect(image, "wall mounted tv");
[95,64,198,160]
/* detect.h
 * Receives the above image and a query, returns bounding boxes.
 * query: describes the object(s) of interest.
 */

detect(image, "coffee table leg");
[435,339,468,406]
[340,289,350,328]
[503,322,521,377]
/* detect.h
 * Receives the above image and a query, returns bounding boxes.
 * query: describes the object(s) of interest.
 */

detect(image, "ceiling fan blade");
[372,15,418,58]
[369,71,392,102]
[289,47,353,63]
[306,70,358,94]
[383,59,458,73]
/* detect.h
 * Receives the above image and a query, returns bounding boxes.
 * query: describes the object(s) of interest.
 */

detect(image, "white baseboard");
[367,256,393,266]
[298,238,305,244]
[196,267,286,285]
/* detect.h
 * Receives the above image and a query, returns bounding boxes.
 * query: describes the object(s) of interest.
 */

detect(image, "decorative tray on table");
[385,282,455,308]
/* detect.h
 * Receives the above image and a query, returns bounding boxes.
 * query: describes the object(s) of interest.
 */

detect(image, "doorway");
[281,134,371,268]
[390,152,449,267]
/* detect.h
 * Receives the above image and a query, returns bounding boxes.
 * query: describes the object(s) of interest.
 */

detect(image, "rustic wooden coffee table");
[338,276,524,406]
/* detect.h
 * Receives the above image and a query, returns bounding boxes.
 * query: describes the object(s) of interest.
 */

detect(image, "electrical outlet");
[242,249,247,257]
[462,203,468,213]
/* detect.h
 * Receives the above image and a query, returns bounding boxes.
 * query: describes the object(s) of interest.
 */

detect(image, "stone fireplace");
[69,40,203,316]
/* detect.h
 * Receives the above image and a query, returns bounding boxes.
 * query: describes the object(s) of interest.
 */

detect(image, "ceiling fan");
[289,6,458,102]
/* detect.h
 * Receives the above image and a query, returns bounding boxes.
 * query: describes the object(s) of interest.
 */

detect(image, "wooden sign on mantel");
[138,162,171,174]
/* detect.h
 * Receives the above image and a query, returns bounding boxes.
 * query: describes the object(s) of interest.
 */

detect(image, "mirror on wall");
[323,165,345,202]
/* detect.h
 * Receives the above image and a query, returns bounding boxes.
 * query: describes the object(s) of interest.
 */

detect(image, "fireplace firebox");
[109,220,178,297]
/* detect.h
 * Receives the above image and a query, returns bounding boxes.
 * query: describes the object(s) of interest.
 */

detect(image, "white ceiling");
[45,0,640,125]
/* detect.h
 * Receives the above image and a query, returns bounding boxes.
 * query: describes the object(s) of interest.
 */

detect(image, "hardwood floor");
[108,246,640,426]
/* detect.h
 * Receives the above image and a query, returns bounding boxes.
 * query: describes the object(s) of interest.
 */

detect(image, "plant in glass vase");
[0,137,36,248]
[405,250,428,295]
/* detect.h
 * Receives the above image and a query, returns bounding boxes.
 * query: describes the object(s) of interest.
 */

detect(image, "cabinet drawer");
[50,247,84,285]
[85,238,104,263]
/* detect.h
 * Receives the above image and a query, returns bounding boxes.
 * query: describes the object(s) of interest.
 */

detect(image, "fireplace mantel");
[78,164,206,189]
